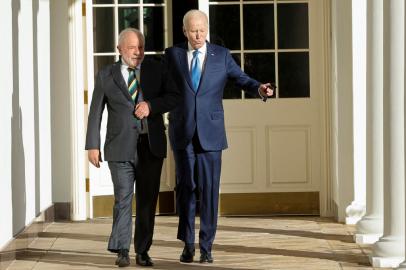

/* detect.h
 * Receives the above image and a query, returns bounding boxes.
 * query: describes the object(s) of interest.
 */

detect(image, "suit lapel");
[177,44,195,94]
[112,62,134,104]
[197,43,214,94]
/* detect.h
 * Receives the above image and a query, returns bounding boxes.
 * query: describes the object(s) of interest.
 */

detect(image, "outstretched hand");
[259,83,276,97]
[259,83,277,102]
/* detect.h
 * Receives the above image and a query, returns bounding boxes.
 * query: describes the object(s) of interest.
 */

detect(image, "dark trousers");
[173,135,222,254]
[107,134,163,254]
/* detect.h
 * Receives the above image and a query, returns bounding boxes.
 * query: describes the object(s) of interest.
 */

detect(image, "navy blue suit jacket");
[166,42,261,151]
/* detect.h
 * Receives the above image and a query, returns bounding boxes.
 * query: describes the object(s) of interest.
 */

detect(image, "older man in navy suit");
[165,10,274,264]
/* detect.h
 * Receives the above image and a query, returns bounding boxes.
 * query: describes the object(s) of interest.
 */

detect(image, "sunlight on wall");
[0,0,52,249]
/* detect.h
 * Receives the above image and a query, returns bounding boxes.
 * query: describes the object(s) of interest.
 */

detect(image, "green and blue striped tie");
[128,67,139,102]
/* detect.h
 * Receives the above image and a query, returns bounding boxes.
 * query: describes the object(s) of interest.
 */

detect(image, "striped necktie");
[128,67,139,102]
[191,50,201,91]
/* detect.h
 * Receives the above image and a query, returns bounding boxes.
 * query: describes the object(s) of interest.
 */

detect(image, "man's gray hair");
[183,9,208,29]
[118,28,145,47]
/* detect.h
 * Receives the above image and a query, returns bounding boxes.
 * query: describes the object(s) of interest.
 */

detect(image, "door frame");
[73,0,334,219]
[198,0,333,217]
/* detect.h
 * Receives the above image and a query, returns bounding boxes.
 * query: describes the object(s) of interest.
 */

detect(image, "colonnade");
[354,0,405,268]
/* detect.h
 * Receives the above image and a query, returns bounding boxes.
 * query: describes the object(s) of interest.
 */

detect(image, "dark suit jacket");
[165,42,260,151]
[85,58,180,161]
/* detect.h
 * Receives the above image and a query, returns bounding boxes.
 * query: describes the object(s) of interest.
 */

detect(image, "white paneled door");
[204,0,330,214]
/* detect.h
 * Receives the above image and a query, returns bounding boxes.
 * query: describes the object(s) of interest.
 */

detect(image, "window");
[91,0,167,76]
[209,0,310,99]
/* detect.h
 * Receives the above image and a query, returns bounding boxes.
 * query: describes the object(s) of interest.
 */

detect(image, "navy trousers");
[173,135,222,253]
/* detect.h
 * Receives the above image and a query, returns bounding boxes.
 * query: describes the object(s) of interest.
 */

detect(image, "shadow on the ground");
[30,223,354,245]
[3,217,371,269]
[152,239,370,266]
[155,221,355,243]
[6,248,259,270]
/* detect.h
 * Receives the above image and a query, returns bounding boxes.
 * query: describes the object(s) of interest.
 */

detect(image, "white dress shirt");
[187,42,207,72]
[121,62,141,86]
[120,61,148,134]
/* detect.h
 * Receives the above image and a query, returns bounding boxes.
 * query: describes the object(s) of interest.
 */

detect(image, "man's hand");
[259,83,275,98]
[134,101,150,119]
[88,149,102,168]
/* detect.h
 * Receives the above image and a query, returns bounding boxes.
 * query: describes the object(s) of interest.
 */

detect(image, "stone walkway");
[3,216,391,269]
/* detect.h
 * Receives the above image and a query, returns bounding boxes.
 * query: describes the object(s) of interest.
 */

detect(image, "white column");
[37,0,53,212]
[371,0,405,267]
[331,0,355,223]
[69,0,86,221]
[396,2,406,269]
[354,0,384,244]
[346,0,367,225]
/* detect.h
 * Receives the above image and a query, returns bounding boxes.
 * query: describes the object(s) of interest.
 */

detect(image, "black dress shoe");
[136,252,154,267]
[115,249,130,267]
[180,245,195,263]
[199,252,213,263]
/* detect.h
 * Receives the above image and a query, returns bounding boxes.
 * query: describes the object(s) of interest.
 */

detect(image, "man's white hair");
[118,28,145,47]
[183,9,208,29]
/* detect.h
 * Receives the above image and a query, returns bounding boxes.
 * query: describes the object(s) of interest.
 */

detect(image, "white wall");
[0,0,53,249]
[19,0,36,228]
[0,0,14,250]
[50,0,72,203]
[0,0,86,247]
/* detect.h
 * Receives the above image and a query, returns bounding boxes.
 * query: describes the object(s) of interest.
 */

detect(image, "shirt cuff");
[258,87,266,98]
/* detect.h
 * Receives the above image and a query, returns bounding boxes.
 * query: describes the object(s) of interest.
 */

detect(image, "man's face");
[183,15,208,49]
[117,32,144,68]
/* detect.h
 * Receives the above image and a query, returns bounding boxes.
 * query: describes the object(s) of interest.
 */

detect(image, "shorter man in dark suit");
[85,28,179,267]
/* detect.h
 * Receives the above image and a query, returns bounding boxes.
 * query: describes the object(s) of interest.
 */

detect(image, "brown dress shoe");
[115,249,130,267]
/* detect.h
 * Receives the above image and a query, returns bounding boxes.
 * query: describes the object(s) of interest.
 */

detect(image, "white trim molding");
[319,0,334,217]
[69,0,86,221]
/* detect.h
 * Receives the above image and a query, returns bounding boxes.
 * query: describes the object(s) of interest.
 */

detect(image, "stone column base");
[370,256,403,268]
[396,261,406,269]
[354,233,381,244]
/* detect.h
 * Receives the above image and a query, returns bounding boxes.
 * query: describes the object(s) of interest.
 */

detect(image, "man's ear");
[117,45,121,53]
[183,26,187,37]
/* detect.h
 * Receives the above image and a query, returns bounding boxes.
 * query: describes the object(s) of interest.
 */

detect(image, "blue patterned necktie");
[191,50,201,91]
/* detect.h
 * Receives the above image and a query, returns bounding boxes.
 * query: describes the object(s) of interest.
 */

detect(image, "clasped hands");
[134,101,150,119]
